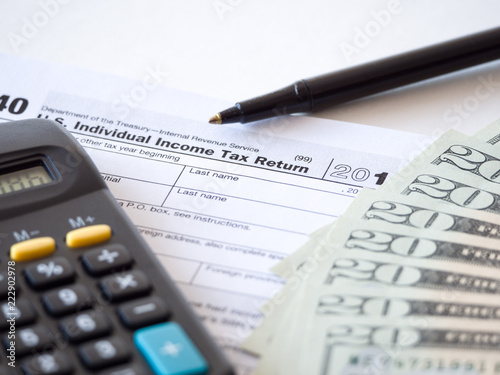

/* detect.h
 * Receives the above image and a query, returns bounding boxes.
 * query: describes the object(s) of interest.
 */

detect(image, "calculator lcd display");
[0,165,53,196]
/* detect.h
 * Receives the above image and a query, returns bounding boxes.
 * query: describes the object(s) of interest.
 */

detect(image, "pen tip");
[208,113,222,125]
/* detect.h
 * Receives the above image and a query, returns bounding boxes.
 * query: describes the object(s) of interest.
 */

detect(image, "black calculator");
[0,119,234,375]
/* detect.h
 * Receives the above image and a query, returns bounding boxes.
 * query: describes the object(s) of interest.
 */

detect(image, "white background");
[1,1,500,135]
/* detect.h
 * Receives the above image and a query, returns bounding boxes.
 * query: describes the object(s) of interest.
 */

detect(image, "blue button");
[134,322,208,375]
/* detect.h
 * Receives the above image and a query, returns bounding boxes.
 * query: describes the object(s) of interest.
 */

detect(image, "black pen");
[209,26,500,125]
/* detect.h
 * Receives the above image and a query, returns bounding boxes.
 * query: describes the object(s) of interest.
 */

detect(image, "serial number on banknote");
[350,355,500,373]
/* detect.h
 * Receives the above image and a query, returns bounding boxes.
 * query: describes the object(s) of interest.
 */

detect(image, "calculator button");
[21,351,74,375]
[118,296,170,329]
[2,325,54,357]
[98,363,150,375]
[10,237,56,262]
[42,285,93,317]
[134,322,208,375]
[0,272,8,300]
[24,257,75,290]
[59,311,112,344]
[78,337,131,370]
[0,299,37,330]
[82,245,133,276]
[100,270,152,302]
[66,224,112,248]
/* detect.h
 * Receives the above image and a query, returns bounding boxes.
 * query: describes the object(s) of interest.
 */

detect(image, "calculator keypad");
[0,299,37,329]
[42,284,94,317]
[100,270,152,302]
[118,296,170,329]
[2,325,54,357]
[10,237,56,262]
[21,351,74,375]
[25,257,76,290]
[134,322,208,375]
[78,337,131,370]
[59,311,113,344]
[1,223,216,375]
[81,245,133,276]
[66,224,112,248]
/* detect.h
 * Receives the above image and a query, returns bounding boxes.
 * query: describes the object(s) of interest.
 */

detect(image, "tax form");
[0,54,428,374]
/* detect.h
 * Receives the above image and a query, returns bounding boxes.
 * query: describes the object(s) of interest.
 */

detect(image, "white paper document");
[0,53,428,374]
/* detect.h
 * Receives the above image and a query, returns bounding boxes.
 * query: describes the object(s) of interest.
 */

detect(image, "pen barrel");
[307,26,500,110]
[216,26,500,124]
[222,80,313,124]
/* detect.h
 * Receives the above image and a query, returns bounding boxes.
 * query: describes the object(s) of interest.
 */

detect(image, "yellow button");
[66,224,112,248]
[10,237,56,262]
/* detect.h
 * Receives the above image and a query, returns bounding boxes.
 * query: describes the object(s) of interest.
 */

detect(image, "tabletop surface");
[1,0,500,136]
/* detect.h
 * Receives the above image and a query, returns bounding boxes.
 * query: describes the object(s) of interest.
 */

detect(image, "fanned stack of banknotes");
[243,120,500,374]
